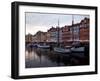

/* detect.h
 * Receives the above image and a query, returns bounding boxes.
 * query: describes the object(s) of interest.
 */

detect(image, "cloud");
[26,24,50,35]
[25,12,89,35]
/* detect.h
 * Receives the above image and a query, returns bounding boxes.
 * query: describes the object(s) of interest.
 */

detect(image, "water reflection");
[25,47,89,68]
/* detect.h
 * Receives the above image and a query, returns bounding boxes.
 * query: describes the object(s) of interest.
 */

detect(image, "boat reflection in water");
[25,47,89,68]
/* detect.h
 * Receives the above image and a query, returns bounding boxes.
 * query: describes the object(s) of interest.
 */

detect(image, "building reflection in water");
[25,47,89,68]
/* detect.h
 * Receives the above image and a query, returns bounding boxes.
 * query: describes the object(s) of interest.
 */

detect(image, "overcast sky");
[25,12,89,35]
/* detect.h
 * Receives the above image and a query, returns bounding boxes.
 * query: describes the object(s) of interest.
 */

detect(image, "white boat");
[37,45,50,49]
[54,47,71,53]
[65,46,72,48]
[26,44,39,48]
[71,46,85,52]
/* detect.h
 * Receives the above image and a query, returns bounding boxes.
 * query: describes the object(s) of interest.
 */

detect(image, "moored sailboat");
[53,19,71,54]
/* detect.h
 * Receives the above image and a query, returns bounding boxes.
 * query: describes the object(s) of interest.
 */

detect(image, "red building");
[79,18,89,44]
[61,26,71,44]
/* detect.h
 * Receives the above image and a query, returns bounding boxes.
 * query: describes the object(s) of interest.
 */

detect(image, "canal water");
[25,47,89,68]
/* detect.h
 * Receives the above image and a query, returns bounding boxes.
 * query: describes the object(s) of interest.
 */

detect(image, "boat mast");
[72,15,74,42]
[57,19,60,46]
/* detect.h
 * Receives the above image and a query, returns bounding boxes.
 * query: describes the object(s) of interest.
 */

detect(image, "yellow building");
[33,31,47,43]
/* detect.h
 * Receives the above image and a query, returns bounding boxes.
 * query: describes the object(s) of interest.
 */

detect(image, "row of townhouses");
[26,17,89,45]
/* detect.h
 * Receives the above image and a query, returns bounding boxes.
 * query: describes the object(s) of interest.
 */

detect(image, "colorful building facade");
[79,18,89,43]
[47,27,59,43]
[25,17,89,45]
